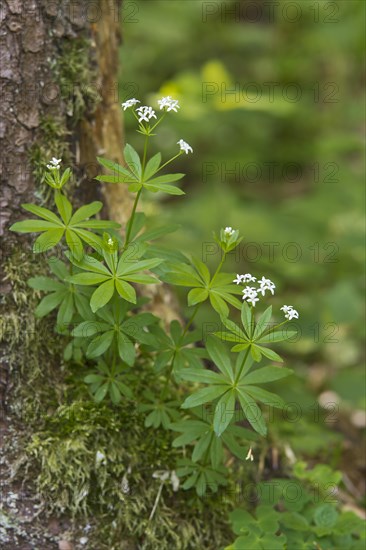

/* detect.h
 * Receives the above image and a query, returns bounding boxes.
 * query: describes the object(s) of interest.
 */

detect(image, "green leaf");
[188,288,208,306]
[94,383,109,402]
[190,256,211,285]
[250,344,262,362]
[214,390,235,436]
[241,301,253,337]
[124,144,142,178]
[243,366,292,385]
[90,280,115,312]
[35,292,64,317]
[209,292,229,318]
[257,330,298,343]
[70,201,103,224]
[145,173,184,185]
[22,204,62,224]
[65,229,83,259]
[192,432,212,462]
[206,337,234,381]
[257,346,284,362]
[54,191,72,224]
[236,389,267,436]
[68,272,110,285]
[28,276,64,292]
[87,330,114,358]
[245,386,285,409]
[97,156,134,178]
[181,385,228,409]
[179,368,225,385]
[117,333,135,366]
[144,182,185,195]
[33,228,64,253]
[115,279,136,303]
[143,152,161,181]
[253,306,273,340]
[10,220,59,233]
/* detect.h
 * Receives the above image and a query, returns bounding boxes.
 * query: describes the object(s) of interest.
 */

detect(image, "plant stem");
[235,347,251,383]
[124,189,142,249]
[155,152,182,174]
[210,252,227,286]
[181,303,201,339]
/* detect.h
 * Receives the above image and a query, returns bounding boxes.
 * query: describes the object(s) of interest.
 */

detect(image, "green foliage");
[10,94,299,503]
[226,463,365,550]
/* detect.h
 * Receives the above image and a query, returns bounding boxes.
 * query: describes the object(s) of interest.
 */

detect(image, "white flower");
[224,226,235,236]
[242,286,259,306]
[242,286,257,299]
[107,237,114,246]
[46,157,61,169]
[233,274,244,285]
[136,105,157,123]
[281,305,299,320]
[258,276,276,296]
[242,273,256,283]
[247,295,259,307]
[177,139,193,154]
[121,98,140,110]
[245,447,254,461]
[95,450,106,464]
[158,96,180,112]
[80,537,88,546]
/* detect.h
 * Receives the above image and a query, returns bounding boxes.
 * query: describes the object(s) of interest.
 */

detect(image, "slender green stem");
[210,252,227,286]
[124,189,142,249]
[141,134,149,177]
[124,134,149,249]
[155,152,182,174]
[235,347,251,384]
[181,303,201,340]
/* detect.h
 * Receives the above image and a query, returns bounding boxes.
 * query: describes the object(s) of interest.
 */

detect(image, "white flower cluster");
[280,305,299,320]
[233,272,299,318]
[177,139,193,154]
[136,105,157,123]
[158,96,180,112]
[224,226,235,236]
[121,98,140,110]
[47,157,61,170]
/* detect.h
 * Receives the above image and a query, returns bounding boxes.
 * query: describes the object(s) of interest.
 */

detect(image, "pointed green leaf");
[209,291,229,318]
[87,330,114,358]
[33,228,64,253]
[115,279,136,303]
[69,201,103,224]
[144,183,185,195]
[241,301,253,337]
[237,389,267,436]
[54,191,72,224]
[214,390,235,436]
[181,385,228,409]
[10,220,59,233]
[124,143,142,178]
[22,204,62,225]
[244,386,285,409]
[188,287,209,306]
[242,366,293,385]
[206,337,234,381]
[68,273,110,285]
[253,306,273,340]
[35,291,64,317]
[90,280,115,312]
[257,346,283,362]
[143,152,161,181]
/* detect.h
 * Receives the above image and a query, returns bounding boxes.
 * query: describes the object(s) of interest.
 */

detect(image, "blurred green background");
[119,0,365,448]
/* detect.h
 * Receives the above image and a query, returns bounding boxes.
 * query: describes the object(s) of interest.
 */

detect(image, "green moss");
[53,37,101,125]
[24,396,236,549]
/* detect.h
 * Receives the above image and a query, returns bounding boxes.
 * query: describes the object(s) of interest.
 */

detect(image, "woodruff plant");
[10,95,299,497]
